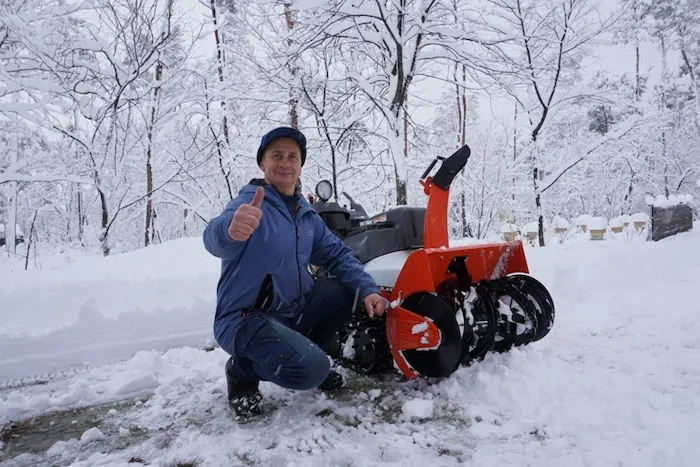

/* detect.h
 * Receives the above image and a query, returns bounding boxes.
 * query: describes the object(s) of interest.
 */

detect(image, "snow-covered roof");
[551,216,569,229]
[523,221,539,233]
[574,214,593,225]
[631,212,650,221]
[645,194,693,208]
[609,217,624,228]
[500,223,519,233]
[589,216,607,230]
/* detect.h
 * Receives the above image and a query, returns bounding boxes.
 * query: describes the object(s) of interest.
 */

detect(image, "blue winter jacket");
[202,180,379,354]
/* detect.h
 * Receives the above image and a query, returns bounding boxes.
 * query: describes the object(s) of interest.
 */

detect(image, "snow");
[401,398,434,420]
[411,322,429,334]
[0,237,219,381]
[79,427,105,444]
[588,216,607,230]
[551,216,569,229]
[645,194,694,207]
[631,212,650,222]
[522,221,539,233]
[2,229,700,466]
[609,217,623,228]
[0,224,23,237]
[574,214,592,226]
[500,223,519,233]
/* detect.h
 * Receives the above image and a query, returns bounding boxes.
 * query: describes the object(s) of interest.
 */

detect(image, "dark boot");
[318,369,347,391]
[225,357,262,418]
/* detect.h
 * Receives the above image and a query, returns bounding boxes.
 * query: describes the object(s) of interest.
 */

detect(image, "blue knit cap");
[256,126,307,166]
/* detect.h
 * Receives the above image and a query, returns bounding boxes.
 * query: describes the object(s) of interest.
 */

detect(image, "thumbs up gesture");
[228,187,264,241]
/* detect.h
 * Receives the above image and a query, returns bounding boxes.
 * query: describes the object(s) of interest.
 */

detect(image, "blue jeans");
[226,279,355,390]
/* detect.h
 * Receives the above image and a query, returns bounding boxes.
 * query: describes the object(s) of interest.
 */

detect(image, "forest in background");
[0,0,698,257]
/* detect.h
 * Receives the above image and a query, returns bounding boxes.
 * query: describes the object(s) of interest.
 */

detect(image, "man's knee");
[245,316,330,390]
[285,345,330,390]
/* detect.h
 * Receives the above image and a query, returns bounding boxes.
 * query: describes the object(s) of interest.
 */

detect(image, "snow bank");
[0,237,220,383]
[645,194,694,207]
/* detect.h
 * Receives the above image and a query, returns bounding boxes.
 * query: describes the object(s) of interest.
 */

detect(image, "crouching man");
[202,126,387,418]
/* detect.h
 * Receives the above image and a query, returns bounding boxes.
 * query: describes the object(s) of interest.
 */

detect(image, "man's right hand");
[228,186,264,241]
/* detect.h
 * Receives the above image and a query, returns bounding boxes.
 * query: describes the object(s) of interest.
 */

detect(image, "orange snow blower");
[311,145,555,380]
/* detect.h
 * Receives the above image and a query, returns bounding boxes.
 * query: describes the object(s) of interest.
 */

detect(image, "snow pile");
[79,428,105,445]
[631,212,649,222]
[0,237,220,382]
[522,222,538,234]
[500,223,519,233]
[608,217,623,229]
[588,216,607,230]
[551,216,569,229]
[401,398,434,420]
[574,214,592,227]
[645,194,694,207]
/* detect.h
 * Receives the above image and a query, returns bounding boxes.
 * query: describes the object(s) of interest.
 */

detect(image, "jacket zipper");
[295,222,302,296]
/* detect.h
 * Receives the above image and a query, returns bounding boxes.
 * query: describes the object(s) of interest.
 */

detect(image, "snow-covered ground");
[1,229,699,466]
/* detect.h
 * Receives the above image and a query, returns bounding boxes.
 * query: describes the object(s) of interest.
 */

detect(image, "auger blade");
[390,292,462,378]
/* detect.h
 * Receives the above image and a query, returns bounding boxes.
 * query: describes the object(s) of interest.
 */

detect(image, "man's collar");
[249,178,302,198]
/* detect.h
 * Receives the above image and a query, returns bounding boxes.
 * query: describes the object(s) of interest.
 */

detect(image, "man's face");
[259,137,302,191]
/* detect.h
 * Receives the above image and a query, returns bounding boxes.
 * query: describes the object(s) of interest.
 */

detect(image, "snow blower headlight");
[315,180,333,202]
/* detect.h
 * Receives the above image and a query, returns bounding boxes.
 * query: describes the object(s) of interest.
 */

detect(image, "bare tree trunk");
[204,79,233,199]
[460,64,467,146]
[7,181,17,254]
[633,0,642,103]
[454,64,462,149]
[183,208,188,235]
[77,189,84,243]
[210,0,231,147]
[393,119,407,205]
[284,3,299,128]
[145,61,163,247]
[513,102,517,203]
[403,99,409,177]
[24,211,37,270]
[532,142,545,246]
[98,187,110,256]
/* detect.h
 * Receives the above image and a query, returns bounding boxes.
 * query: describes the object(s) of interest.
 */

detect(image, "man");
[202,126,387,418]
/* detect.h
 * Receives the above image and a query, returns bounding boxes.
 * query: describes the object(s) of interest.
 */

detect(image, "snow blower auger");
[311,144,555,380]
